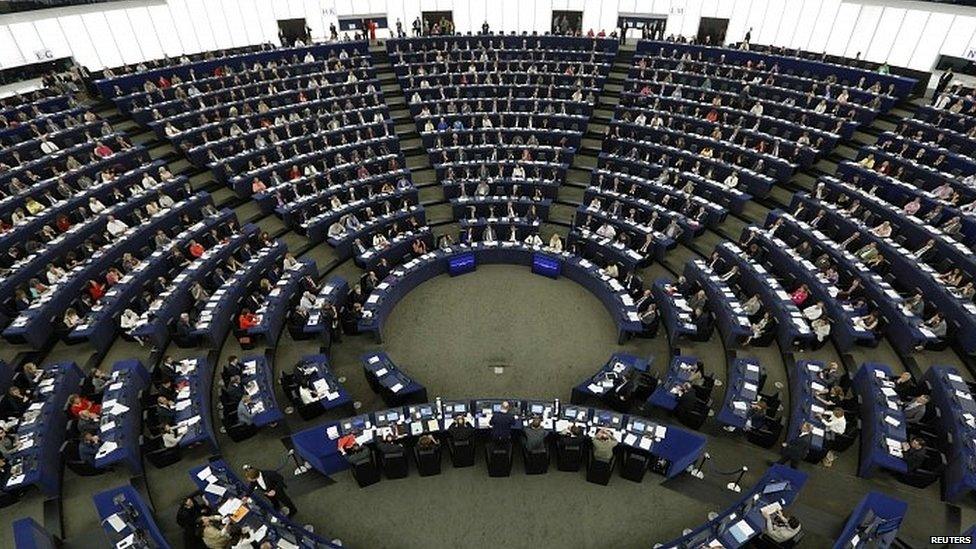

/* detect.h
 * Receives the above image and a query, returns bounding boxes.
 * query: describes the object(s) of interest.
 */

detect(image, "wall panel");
[125,8,165,61]
[845,4,882,58]
[865,7,905,63]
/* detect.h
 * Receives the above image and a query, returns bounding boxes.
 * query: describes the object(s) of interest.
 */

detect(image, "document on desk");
[623,433,638,447]
[105,513,127,533]
[638,436,653,451]
[326,425,340,439]
[390,382,403,393]
[110,402,130,415]
[727,519,755,543]
[218,497,243,517]
[204,482,227,497]
[115,533,137,549]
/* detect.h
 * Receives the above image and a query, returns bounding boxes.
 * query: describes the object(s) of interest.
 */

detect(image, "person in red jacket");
[237,308,260,330]
[68,394,101,418]
[87,279,105,301]
[188,239,205,259]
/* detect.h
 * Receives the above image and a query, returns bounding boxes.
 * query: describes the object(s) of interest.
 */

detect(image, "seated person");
[78,431,100,466]
[762,507,802,544]
[523,417,548,453]
[902,437,927,472]
[337,431,373,466]
[591,427,617,462]
[448,415,475,442]
[67,393,101,418]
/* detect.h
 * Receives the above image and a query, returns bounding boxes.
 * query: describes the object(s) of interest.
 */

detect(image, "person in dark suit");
[448,415,475,441]
[674,382,702,417]
[777,422,813,468]
[173,313,194,345]
[222,356,243,385]
[903,438,927,472]
[243,467,298,517]
[489,401,516,441]
[932,68,953,105]
[78,431,99,466]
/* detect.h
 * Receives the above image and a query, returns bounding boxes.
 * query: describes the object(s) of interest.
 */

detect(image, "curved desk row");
[358,242,643,344]
[291,396,706,481]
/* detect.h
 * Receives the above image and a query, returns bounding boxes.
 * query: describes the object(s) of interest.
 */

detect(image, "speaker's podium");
[380,447,409,479]
[556,436,584,471]
[586,453,615,485]
[448,437,476,467]
[619,448,650,482]
[522,443,550,474]
[532,253,561,278]
[486,438,513,477]
[350,451,382,488]
[414,444,442,476]
[448,252,476,276]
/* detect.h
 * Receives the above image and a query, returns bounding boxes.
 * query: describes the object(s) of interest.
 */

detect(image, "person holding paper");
[200,516,231,549]
[244,467,298,517]
[762,508,802,543]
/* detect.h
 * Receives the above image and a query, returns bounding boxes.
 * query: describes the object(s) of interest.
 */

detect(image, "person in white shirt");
[328,222,347,239]
[120,308,140,330]
[483,224,497,243]
[803,301,825,321]
[548,233,563,252]
[821,407,847,436]
[511,165,525,180]
[299,381,321,405]
[595,223,616,239]
[40,138,59,154]
[89,197,106,214]
[106,215,129,237]
[723,172,739,189]
[811,317,831,344]
[299,291,317,311]
[46,263,66,284]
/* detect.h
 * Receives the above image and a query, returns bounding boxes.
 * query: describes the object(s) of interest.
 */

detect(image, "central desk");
[358,242,643,344]
[291,396,705,481]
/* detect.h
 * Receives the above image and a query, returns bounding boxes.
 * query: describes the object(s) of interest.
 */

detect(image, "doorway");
[697,17,729,46]
[552,10,582,35]
[421,11,454,35]
[277,18,309,46]
[618,14,667,43]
